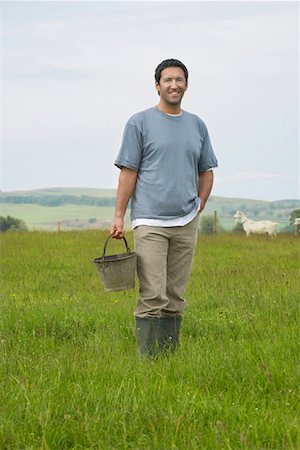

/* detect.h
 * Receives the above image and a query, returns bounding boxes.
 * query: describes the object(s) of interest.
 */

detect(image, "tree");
[290,209,300,234]
[240,204,247,212]
[0,216,27,232]
[290,209,300,225]
[200,215,223,234]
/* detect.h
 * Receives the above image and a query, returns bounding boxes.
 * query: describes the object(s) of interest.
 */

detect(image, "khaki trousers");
[133,214,199,318]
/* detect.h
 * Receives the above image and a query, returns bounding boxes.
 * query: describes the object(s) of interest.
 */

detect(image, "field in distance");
[1,187,299,231]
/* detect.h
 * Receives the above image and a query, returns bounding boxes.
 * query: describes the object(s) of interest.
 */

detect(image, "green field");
[0,204,124,231]
[0,202,291,232]
[1,187,298,231]
[0,231,299,449]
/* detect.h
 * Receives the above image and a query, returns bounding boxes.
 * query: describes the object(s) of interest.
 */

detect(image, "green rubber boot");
[136,316,182,357]
[135,317,159,357]
[158,316,182,352]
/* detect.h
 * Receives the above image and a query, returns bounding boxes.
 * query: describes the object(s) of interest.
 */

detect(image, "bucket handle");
[102,235,131,258]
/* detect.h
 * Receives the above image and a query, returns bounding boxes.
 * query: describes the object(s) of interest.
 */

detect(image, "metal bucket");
[93,235,137,292]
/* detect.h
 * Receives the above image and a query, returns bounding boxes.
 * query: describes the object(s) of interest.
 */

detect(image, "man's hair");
[154,59,189,83]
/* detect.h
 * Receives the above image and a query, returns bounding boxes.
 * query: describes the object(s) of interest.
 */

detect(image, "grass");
[0,231,299,449]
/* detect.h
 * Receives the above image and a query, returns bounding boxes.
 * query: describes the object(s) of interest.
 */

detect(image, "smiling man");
[110,59,218,357]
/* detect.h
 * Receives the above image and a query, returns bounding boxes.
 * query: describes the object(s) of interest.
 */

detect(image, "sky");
[1,0,299,201]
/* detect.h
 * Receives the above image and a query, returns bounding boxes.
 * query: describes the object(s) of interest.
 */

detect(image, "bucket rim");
[93,252,136,263]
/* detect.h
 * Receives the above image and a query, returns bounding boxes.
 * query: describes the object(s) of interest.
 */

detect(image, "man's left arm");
[198,170,214,213]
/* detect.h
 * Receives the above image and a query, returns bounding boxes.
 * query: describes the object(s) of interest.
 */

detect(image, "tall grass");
[0,231,299,449]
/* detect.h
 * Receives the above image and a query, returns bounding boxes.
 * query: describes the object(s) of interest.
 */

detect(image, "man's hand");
[110,217,124,239]
[198,200,206,214]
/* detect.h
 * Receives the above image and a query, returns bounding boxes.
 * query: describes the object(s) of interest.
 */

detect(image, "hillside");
[0,187,117,197]
[1,188,299,231]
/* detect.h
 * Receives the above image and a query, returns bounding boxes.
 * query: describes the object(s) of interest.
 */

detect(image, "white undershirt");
[132,203,200,229]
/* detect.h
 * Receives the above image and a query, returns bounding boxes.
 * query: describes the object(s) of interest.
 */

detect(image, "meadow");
[0,230,299,449]
[0,204,123,231]
[2,187,297,231]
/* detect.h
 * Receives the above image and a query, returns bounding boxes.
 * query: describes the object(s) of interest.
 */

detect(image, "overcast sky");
[1,1,299,201]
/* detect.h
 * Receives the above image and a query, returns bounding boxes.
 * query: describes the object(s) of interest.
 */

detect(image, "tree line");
[0,195,116,207]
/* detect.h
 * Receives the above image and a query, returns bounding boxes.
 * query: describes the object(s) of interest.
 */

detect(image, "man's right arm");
[110,167,138,239]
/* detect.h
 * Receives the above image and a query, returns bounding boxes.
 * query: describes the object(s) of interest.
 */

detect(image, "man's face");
[155,66,188,106]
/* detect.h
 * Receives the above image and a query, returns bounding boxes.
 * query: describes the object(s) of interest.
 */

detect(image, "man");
[110,59,218,357]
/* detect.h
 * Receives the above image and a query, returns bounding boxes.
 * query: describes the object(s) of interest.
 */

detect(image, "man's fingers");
[110,228,124,239]
[110,227,117,237]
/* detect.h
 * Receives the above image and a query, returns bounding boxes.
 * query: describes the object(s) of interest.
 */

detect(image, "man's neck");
[156,102,182,115]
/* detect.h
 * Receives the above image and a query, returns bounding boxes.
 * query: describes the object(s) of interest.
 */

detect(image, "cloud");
[216,172,298,183]
[1,1,299,200]
[3,2,297,81]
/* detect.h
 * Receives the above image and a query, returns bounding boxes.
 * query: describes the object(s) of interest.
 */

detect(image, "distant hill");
[0,187,117,198]
[0,188,116,207]
[1,187,299,231]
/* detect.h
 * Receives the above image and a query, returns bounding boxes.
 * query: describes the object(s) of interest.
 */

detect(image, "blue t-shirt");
[115,107,218,220]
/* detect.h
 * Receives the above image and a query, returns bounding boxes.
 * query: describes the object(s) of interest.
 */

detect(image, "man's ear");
[155,81,160,96]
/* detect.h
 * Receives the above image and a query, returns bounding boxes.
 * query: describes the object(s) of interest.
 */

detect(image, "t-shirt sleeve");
[114,122,143,172]
[198,123,218,173]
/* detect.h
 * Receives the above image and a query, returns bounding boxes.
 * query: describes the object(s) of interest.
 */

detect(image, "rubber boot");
[158,316,182,352]
[136,317,182,357]
[136,317,158,357]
